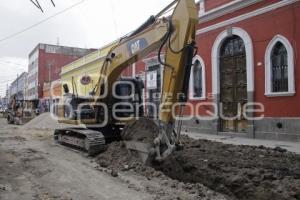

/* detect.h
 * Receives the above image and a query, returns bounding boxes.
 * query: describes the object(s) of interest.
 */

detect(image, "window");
[220,35,245,57]
[189,56,206,100]
[265,35,295,97]
[271,42,288,92]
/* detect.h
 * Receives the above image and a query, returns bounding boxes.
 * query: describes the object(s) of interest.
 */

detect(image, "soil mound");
[97,135,300,200]
[155,135,300,200]
[96,141,229,200]
[23,113,79,130]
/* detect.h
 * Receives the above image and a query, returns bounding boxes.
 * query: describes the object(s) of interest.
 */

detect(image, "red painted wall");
[130,1,300,118]
[37,49,95,98]
[199,0,280,29]
[193,2,300,117]
[205,0,233,11]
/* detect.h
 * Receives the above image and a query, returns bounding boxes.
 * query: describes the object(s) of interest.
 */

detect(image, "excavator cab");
[55,77,145,154]
[59,77,144,122]
[112,77,144,119]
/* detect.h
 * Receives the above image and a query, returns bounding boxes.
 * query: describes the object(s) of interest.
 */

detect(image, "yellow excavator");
[54,0,198,164]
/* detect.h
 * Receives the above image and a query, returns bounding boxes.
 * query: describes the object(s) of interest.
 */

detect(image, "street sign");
[147,71,157,89]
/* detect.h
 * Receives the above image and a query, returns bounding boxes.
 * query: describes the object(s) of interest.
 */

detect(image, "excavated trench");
[96,135,300,200]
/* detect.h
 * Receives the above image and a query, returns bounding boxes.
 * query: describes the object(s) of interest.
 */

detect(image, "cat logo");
[131,40,140,55]
[128,38,148,56]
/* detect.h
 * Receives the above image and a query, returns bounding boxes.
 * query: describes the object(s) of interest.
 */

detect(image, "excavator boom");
[55,0,198,163]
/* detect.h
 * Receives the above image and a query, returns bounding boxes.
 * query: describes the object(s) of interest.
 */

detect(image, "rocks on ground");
[96,135,300,200]
[96,141,228,200]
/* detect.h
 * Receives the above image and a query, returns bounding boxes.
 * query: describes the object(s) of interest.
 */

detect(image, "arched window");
[189,56,206,100]
[271,42,288,92]
[265,35,295,96]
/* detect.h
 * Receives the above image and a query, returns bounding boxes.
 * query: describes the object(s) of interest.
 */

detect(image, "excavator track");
[54,128,106,156]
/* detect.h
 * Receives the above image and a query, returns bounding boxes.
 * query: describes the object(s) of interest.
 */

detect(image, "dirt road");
[0,118,228,200]
[4,113,297,200]
[0,118,154,200]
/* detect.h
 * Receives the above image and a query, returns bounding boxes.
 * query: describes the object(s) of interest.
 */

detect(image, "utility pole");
[47,61,54,112]
[16,74,19,101]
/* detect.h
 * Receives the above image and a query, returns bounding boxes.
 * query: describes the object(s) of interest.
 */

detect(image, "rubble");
[96,141,229,200]
[96,135,300,200]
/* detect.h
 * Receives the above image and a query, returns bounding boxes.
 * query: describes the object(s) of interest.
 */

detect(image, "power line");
[30,0,56,12]
[0,60,27,66]
[0,82,15,86]
[0,79,15,83]
[51,0,56,7]
[0,0,87,43]
[109,0,118,38]
[0,61,28,70]
[30,0,44,13]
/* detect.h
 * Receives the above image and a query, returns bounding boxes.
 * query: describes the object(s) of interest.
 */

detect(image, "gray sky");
[0,0,174,96]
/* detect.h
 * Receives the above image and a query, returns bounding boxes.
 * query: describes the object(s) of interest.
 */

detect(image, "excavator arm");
[55,0,198,163]
[94,0,198,162]
[94,0,197,96]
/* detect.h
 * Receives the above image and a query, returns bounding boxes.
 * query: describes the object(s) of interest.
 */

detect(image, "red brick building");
[27,44,96,111]
[27,44,96,100]
[123,0,300,141]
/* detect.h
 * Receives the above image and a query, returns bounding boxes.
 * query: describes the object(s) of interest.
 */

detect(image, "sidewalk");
[184,131,300,154]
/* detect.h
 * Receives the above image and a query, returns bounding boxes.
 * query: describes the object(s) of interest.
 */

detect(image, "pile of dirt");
[96,141,229,200]
[155,136,300,200]
[97,142,166,179]
[23,113,79,130]
[96,136,300,200]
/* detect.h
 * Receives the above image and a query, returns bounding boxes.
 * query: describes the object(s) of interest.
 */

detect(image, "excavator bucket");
[121,118,160,165]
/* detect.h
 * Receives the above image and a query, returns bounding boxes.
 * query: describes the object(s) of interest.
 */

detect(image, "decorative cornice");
[199,0,263,23]
[197,0,299,35]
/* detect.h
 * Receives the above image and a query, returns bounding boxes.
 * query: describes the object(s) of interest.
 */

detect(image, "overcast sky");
[0,0,175,97]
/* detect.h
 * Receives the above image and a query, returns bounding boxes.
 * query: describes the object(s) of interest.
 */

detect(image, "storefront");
[42,80,61,113]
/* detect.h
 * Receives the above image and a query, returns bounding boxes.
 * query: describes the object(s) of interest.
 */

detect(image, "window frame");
[198,0,205,16]
[265,35,295,97]
[189,55,206,101]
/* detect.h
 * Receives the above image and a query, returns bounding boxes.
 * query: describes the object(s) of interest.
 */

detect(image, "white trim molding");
[265,35,295,97]
[189,55,206,101]
[199,0,262,23]
[198,0,205,17]
[197,0,299,35]
[212,27,254,95]
[132,63,136,78]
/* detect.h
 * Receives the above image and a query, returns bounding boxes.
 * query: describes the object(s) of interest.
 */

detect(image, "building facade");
[55,0,300,142]
[60,42,116,97]
[27,44,96,101]
[0,97,4,109]
[9,72,28,101]
[125,0,300,142]
[191,0,300,141]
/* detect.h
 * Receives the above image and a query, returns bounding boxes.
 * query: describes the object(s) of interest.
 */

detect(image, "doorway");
[219,35,248,133]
